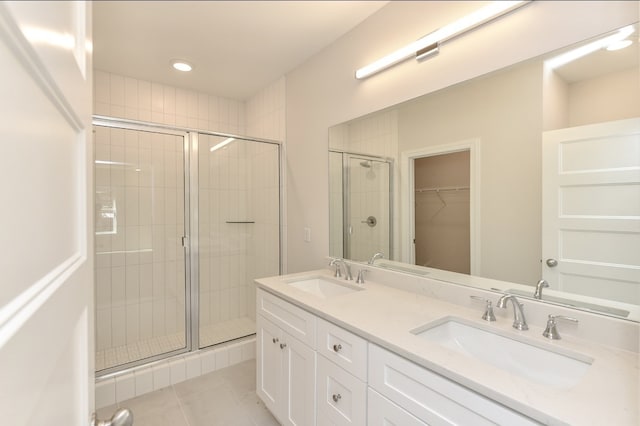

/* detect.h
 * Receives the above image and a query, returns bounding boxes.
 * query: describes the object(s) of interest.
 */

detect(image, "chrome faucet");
[368,252,384,265]
[533,279,549,299]
[496,294,528,330]
[330,258,353,281]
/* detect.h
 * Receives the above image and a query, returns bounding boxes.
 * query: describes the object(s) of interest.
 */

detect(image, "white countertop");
[255,268,640,426]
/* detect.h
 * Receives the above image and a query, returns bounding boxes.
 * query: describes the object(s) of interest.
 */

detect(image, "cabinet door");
[317,355,367,426]
[257,315,283,418]
[282,333,317,426]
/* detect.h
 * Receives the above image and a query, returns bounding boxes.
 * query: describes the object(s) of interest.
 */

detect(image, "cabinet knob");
[332,393,342,403]
[333,343,342,352]
[272,337,279,344]
[279,343,287,349]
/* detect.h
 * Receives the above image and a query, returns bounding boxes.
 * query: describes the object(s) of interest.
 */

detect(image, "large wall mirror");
[329,24,640,321]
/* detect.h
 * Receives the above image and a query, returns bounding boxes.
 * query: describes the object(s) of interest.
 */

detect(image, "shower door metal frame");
[331,150,394,261]
[92,116,193,377]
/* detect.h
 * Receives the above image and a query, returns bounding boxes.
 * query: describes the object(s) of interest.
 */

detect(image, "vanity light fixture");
[209,137,235,152]
[355,1,529,79]
[545,25,635,69]
[171,60,193,72]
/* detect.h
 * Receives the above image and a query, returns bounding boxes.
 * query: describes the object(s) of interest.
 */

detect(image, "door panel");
[256,315,282,417]
[93,126,189,372]
[542,118,640,304]
[283,335,316,426]
[0,1,93,424]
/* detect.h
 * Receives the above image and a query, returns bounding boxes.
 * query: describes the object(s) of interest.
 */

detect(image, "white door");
[0,2,93,425]
[542,118,640,304]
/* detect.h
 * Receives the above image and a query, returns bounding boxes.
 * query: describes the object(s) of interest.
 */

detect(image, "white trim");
[0,253,84,348]
[400,139,481,274]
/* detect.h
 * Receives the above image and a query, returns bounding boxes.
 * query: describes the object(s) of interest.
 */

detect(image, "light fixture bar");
[355,1,529,79]
[209,137,235,152]
[545,25,635,69]
[416,42,440,61]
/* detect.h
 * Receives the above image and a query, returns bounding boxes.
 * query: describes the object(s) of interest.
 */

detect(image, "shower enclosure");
[329,150,393,262]
[93,118,281,374]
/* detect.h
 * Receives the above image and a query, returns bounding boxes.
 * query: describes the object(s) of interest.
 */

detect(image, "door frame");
[400,139,481,274]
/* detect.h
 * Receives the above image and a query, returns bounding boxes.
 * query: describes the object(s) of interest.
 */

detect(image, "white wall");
[285,1,638,273]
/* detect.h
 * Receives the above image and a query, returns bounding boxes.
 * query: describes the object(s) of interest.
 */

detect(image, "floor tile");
[109,358,278,426]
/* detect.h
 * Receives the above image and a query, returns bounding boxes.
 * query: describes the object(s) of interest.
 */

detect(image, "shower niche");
[93,119,281,374]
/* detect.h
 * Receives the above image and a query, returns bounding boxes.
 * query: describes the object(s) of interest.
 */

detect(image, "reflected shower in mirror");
[330,151,393,262]
[329,24,640,321]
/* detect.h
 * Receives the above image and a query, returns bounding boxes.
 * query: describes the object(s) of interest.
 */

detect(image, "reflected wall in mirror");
[329,24,640,321]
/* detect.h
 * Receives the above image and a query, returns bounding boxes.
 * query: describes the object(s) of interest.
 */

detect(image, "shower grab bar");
[225,221,255,224]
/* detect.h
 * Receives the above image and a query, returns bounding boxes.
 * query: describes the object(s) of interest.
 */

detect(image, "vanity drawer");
[368,344,539,426]
[368,388,427,426]
[316,318,367,381]
[316,355,367,426]
[257,288,316,348]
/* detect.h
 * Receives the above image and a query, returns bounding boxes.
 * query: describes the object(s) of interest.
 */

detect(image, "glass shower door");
[198,134,280,348]
[94,125,189,372]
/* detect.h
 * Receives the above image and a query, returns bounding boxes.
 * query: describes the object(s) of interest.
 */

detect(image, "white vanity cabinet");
[256,288,541,426]
[256,290,317,426]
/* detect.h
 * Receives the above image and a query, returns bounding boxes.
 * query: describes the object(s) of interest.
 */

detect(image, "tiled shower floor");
[96,317,256,371]
[96,359,279,426]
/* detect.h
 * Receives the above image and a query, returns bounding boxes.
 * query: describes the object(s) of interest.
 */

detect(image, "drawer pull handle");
[333,344,342,352]
[272,338,279,344]
[332,393,342,403]
[280,343,287,349]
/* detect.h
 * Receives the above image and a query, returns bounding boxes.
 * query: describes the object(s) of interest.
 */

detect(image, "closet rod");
[415,185,470,193]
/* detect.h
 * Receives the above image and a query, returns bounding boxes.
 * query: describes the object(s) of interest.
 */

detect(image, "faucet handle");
[470,296,496,322]
[329,258,342,278]
[356,269,368,284]
[543,314,578,340]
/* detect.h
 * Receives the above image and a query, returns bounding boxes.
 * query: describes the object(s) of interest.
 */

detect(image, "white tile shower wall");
[95,338,257,409]
[94,70,247,135]
[94,126,186,357]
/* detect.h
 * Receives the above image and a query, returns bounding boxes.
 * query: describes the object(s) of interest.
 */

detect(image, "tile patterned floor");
[96,360,279,426]
[96,317,256,371]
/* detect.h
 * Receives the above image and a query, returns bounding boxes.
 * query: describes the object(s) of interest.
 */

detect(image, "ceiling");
[93,1,388,100]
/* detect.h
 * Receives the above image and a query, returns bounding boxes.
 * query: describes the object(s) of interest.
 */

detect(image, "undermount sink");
[286,276,363,299]
[411,317,593,389]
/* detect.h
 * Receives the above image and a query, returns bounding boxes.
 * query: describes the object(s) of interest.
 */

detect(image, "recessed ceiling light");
[172,60,193,72]
[606,39,633,51]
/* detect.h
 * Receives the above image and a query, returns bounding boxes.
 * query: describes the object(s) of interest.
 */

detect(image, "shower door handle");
[92,408,133,426]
